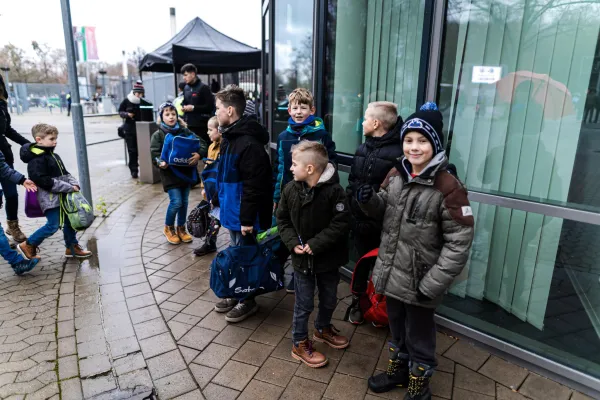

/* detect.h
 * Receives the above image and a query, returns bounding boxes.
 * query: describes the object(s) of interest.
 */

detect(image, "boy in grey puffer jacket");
[357,103,474,400]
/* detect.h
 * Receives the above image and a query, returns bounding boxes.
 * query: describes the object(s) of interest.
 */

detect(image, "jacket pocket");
[412,250,430,291]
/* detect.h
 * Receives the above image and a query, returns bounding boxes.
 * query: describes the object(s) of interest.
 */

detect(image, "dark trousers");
[292,268,339,344]
[188,123,210,150]
[387,297,437,367]
[0,162,19,220]
[354,230,381,259]
[124,134,138,175]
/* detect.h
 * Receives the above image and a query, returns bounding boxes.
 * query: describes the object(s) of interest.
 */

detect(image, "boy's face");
[288,101,315,124]
[208,123,221,143]
[183,71,196,85]
[290,154,313,182]
[36,133,58,148]
[215,99,233,127]
[162,108,178,126]
[362,109,377,136]
[403,132,433,171]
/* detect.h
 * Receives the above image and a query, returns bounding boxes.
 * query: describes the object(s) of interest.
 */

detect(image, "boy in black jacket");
[276,141,350,368]
[346,101,403,324]
[18,124,93,261]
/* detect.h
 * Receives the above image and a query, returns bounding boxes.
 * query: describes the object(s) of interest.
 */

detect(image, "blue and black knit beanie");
[159,101,176,119]
[400,102,444,154]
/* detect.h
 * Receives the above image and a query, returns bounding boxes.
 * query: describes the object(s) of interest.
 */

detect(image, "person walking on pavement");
[66,92,72,117]
[0,74,32,244]
[118,81,145,179]
[181,64,214,146]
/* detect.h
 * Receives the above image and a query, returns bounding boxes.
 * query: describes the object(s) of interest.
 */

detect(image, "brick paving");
[0,111,594,399]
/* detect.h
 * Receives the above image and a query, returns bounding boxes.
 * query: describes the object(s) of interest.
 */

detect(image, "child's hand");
[23,179,37,192]
[303,244,313,255]
[188,153,200,166]
[159,161,168,169]
[73,185,80,192]
[294,245,305,255]
[357,185,374,203]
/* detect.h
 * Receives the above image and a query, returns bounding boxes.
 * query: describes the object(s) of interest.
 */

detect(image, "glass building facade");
[262,0,600,393]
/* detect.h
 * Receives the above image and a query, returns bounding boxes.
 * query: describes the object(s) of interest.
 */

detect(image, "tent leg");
[173,64,178,96]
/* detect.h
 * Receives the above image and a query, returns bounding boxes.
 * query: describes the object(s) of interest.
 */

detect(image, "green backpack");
[61,192,95,231]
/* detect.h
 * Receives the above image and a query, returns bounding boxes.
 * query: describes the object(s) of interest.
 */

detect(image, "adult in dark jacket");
[181,64,214,145]
[210,78,220,93]
[213,85,273,323]
[0,74,31,243]
[118,81,145,178]
[347,102,403,257]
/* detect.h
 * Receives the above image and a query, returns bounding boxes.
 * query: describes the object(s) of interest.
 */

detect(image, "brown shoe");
[177,226,193,243]
[291,339,328,368]
[164,225,181,245]
[313,325,349,349]
[17,242,40,261]
[6,220,27,243]
[65,244,92,259]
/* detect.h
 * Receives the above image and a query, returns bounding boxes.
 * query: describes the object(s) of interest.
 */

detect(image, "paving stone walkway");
[0,155,595,398]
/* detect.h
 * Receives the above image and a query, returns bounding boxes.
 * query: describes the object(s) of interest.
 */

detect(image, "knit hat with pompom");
[400,102,444,154]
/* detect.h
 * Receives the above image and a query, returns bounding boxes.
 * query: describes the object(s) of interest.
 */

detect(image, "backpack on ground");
[60,192,95,231]
[187,200,211,238]
[210,235,284,299]
[344,249,388,327]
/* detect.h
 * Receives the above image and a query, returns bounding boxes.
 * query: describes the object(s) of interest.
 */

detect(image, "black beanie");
[400,102,444,154]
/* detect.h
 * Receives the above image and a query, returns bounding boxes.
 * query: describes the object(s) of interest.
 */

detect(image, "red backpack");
[344,249,388,328]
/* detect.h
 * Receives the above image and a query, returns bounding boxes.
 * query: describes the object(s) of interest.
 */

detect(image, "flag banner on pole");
[72,26,99,62]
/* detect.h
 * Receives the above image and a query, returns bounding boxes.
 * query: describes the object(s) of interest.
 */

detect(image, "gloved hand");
[416,288,432,302]
[356,185,374,204]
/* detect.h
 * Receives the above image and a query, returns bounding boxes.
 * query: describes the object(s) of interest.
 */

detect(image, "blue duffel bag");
[210,236,284,299]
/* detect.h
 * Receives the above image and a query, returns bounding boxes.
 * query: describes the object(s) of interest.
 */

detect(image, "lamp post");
[98,69,107,96]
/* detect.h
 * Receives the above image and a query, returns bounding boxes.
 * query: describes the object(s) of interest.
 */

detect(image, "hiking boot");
[6,220,27,243]
[12,258,40,276]
[194,242,217,256]
[368,343,409,393]
[313,325,349,349]
[214,298,238,313]
[177,226,193,243]
[164,226,181,245]
[286,276,295,293]
[404,362,433,400]
[292,339,328,368]
[17,242,40,261]
[225,299,258,322]
[65,244,92,259]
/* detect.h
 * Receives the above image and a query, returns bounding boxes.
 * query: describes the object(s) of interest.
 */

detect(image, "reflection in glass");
[273,0,314,136]
[323,0,425,154]
[438,0,600,378]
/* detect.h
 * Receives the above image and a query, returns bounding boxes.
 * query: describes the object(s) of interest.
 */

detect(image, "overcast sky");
[0,0,262,63]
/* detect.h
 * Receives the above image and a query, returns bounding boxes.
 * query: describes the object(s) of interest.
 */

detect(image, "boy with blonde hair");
[277,141,350,368]
[273,88,337,293]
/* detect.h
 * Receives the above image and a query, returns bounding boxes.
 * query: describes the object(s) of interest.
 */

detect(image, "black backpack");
[187,200,211,238]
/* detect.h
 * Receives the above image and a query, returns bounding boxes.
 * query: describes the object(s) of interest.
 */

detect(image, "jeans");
[0,224,24,265]
[292,268,340,344]
[0,162,19,220]
[386,297,437,367]
[28,208,78,248]
[124,133,138,175]
[165,187,191,227]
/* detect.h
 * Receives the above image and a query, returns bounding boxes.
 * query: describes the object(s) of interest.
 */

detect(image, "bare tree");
[31,41,53,83]
[0,44,34,82]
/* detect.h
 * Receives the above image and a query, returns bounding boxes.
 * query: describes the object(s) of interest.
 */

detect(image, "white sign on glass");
[472,66,502,84]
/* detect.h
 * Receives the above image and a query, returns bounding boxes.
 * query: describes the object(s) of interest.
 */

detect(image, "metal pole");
[60,0,93,208]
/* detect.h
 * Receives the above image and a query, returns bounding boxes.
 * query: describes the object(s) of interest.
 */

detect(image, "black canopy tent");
[139,17,261,75]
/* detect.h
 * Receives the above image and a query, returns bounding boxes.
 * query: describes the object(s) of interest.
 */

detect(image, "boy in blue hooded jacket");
[273,88,337,292]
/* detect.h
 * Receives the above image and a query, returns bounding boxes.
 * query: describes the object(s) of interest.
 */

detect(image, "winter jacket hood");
[276,163,350,275]
[359,152,474,308]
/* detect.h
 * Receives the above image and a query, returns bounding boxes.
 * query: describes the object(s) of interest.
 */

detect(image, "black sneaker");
[131,172,139,179]
[225,299,258,322]
[12,258,40,276]
[214,298,238,313]
[194,242,217,257]
[286,275,295,294]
